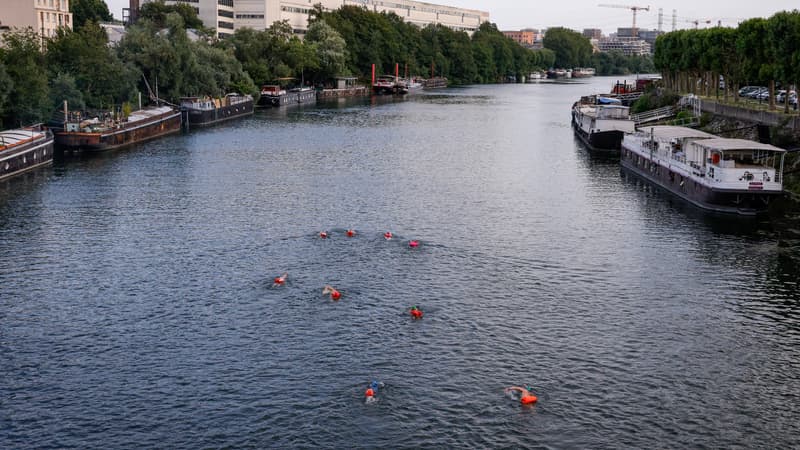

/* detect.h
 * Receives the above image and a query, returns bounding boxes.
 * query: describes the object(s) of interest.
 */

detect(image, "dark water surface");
[2,77,799,448]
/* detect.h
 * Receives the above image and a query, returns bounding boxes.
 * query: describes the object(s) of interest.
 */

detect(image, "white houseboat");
[621,125,786,215]
[572,95,636,152]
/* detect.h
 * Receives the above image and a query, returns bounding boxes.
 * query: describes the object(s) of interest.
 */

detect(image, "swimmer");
[408,240,419,248]
[346,229,356,237]
[505,386,538,405]
[273,272,288,287]
[322,285,342,301]
[410,306,423,319]
[365,380,383,404]
[383,231,393,240]
[319,231,329,239]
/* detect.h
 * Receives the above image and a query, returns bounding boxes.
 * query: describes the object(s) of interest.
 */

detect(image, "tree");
[70,0,113,30]
[46,21,136,109]
[49,73,86,114]
[0,28,51,127]
[0,61,13,128]
[543,27,592,68]
[767,11,800,112]
[138,0,204,30]
[304,20,347,83]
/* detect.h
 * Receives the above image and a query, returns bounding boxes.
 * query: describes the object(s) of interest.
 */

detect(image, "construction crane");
[598,4,651,38]
[686,19,712,29]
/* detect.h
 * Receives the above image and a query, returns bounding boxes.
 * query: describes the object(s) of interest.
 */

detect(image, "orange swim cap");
[274,277,284,284]
[331,290,341,300]
[346,229,356,237]
[365,388,374,397]
[384,232,392,239]
[320,231,328,238]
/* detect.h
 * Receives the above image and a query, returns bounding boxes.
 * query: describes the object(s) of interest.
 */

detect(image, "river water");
[1,76,799,448]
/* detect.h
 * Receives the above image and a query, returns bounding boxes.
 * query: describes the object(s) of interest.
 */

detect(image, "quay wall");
[700,100,800,131]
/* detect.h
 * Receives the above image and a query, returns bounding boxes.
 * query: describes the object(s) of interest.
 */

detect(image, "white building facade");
[0,0,73,43]
[141,0,488,38]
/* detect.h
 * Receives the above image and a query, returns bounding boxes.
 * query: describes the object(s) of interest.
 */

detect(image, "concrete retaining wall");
[701,100,800,130]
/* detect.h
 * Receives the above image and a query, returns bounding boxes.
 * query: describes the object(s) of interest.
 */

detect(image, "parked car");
[739,86,760,96]
[777,90,796,103]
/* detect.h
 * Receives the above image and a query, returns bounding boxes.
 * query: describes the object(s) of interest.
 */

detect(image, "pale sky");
[104,0,798,35]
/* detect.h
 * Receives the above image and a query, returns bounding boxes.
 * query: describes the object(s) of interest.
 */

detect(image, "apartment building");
[502,29,538,46]
[139,0,488,38]
[0,0,73,42]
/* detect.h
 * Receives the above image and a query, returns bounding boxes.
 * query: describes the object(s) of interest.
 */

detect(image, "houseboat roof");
[691,138,786,153]
[0,127,48,149]
[127,105,175,122]
[641,125,715,140]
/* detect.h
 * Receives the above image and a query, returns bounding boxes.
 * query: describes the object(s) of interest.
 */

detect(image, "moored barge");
[180,93,254,129]
[621,125,786,215]
[571,95,636,152]
[0,124,54,181]
[54,104,181,152]
[257,85,316,107]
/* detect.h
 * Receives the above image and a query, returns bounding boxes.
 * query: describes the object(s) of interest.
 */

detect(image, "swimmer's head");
[319,231,328,238]
[346,229,356,237]
[409,240,419,247]
[365,388,374,397]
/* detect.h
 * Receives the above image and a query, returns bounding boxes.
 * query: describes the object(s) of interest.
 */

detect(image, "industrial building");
[135,0,489,39]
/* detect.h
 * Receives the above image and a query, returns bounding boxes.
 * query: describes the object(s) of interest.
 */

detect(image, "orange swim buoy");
[521,394,538,404]
[365,388,374,397]
[346,229,356,237]
[409,240,419,248]
[274,276,285,284]
[410,309,423,319]
[384,231,392,239]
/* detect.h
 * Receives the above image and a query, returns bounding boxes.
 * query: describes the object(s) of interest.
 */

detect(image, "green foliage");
[46,22,136,109]
[630,89,680,113]
[0,61,12,127]
[304,21,346,82]
[654,10,800,98]
[49,73,86,113]
[117,14,256,103]
[0,28,51,127]
[70,0,113,30]
[592,51,655,76]
[138,0,204,30]
[542,27,591,69]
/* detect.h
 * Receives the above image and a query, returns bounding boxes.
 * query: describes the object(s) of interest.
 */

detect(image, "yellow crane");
[598,4,651,37]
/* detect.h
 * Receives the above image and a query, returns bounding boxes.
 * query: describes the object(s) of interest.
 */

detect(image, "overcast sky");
[104,0,798,35]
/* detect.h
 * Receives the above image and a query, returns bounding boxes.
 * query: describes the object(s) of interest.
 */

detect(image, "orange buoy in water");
[320,231,328,239]
[410,309,423,319]
[409,240,419,248]
[384,231,392,239]
[346,229,356,237]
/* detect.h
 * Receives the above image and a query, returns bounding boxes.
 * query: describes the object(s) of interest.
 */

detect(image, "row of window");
[218,21,234,29]
[39,11,70,26]
[235,14,265,19]
[281,6,311,14]
[36,0,66,10]
[219,10,234,18]
[218,0,234,7]
[347,0,481,20]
